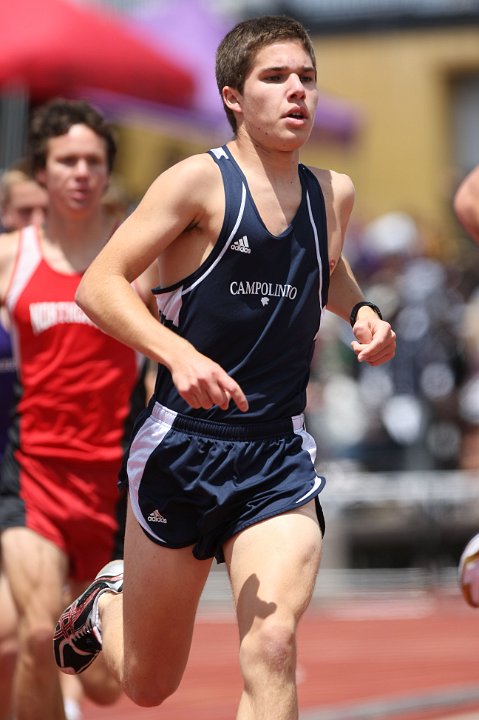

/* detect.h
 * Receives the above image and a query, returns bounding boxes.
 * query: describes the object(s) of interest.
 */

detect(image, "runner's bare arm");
[76,156,248,411]
[327,255,396,365]
[320,170,396,365]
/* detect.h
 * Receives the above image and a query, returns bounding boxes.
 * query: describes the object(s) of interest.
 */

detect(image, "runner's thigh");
[1,527,68,622]
[224,500,322,633]
[0,563,17,642]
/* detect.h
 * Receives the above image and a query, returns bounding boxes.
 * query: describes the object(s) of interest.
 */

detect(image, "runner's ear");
[222,86,242,114]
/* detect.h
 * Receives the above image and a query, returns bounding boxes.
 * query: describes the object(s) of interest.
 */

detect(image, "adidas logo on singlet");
[230,235,251,254]
[147,509,167,524]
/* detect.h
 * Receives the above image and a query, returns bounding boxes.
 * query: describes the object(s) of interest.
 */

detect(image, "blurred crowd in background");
[306,208,479,475]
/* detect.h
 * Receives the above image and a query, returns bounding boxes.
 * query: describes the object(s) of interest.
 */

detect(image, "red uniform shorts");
[0,448,124,581]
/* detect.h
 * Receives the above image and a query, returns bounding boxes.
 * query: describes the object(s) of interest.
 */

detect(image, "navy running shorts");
[123,402,326,562]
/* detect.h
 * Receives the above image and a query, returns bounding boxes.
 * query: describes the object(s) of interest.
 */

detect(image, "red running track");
[82,592,479,720]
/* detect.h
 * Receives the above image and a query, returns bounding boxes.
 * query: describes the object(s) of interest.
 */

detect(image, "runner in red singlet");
[0,99,158,720]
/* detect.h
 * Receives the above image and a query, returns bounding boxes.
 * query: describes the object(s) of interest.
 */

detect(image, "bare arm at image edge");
[454,165,479,243]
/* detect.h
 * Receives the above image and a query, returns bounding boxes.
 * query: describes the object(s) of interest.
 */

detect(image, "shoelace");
[71,622,94,641]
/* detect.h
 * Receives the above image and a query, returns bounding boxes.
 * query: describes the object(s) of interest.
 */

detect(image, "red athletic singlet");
[0,226,143,579]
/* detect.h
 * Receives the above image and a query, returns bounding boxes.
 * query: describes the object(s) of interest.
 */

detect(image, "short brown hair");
[28,98,117,173]
[216,15,316,133]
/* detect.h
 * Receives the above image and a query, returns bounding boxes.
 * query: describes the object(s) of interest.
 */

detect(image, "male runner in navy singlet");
[54,16,396,719]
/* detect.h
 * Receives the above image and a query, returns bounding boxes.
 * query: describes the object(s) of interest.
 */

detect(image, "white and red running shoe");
[459,533,479,608]
[53,559,123,674]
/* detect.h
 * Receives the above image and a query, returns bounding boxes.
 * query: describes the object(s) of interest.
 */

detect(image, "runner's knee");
[0,636,17,676]
[240,618,295,680]
[123,661,183,707]
[24,620,57,664]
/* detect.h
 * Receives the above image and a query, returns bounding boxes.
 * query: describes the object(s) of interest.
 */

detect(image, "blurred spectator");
[454,165,479,608]
[454,165,479,470]
[307,210,467,472]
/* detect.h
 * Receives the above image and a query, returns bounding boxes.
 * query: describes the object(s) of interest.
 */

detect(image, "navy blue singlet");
[153,145,329,422]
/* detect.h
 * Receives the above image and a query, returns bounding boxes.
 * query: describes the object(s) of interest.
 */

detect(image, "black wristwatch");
[349,301,383,327]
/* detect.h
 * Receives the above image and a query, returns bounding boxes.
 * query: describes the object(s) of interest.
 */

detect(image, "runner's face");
[231,40,318,150]
[2,181,48,230]
[38,124,109,215]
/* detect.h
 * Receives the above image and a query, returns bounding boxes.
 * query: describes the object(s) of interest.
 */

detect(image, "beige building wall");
[299,26,479,253]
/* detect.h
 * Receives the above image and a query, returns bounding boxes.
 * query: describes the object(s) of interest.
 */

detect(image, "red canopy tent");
[0,0,195,107]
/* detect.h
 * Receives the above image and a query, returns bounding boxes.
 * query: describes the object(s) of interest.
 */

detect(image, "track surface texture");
[82,590,479,720]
